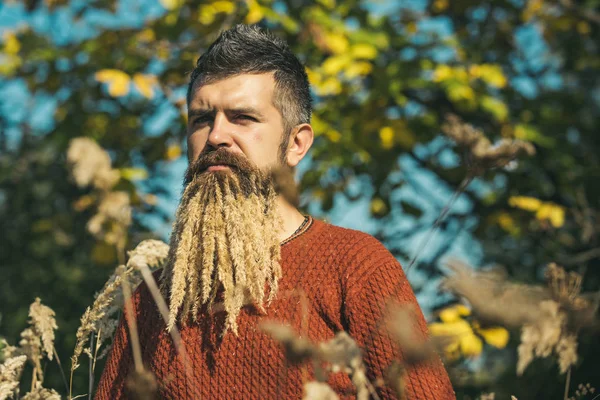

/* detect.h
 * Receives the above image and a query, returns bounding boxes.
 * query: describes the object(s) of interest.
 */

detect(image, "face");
[187,73,286,170]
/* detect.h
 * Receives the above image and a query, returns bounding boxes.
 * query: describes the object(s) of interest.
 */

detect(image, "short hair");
[186,24,312,160]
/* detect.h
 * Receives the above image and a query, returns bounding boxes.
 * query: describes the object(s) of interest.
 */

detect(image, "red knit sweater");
[95,217,455,399]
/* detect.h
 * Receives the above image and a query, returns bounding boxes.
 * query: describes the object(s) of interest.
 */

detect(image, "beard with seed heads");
[159,148,283,335]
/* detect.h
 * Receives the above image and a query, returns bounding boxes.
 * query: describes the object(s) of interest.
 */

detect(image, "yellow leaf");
[351,43,378,60]
[316,0,335,9]
[343,62,372,79]
[481,96,509,122]
[379,126,394,150]
[95,69,131,97]
[199,4,217,24]
[460,333,483,357]
[306,67,322,86]
[470,64,507,88]
[496,212,520,236]
[212,0,235,13]
[133,73,156,99]
[406,22,418,34]
[3,32,20,55]
[447,83,475,102]
[433,0,449,12]
[370,198,387,216]
[429,320,472,337]
[432,65,453,82]
[245,0,264,24]
[120,167,148,181]
[476,326,510,349]
[509,196,542,212]
[165,144,182,161]
[314,77,342,96]
[325,130,341,143]
[159,0,184,10]
[536,204,565,228]
[439,304,471,323]
[577,21,591,35]
[136,28,156,42]
[439,308,460,323]
[322,55,352,75]
[323,32,349,54]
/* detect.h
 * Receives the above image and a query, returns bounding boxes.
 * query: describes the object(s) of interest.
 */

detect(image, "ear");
[285,123,314,168]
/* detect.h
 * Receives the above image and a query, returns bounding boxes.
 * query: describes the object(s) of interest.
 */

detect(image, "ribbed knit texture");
[94,217,455,399]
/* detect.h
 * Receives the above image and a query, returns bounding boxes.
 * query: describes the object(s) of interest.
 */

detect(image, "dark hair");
[186,24,312,159]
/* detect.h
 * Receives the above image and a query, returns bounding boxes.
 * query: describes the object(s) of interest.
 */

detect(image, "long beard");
[160,151,283,334]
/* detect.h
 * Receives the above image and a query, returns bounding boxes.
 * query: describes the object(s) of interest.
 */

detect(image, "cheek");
[187,133,206,160]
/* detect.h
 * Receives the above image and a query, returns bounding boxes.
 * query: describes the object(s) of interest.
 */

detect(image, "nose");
[206,112,233,150]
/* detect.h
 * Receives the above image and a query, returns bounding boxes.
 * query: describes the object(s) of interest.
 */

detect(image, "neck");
[275,196,306,242]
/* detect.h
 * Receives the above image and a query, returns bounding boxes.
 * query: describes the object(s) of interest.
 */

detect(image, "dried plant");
[70,239,169,391]
[261,322,373,400]
[0,355,27,400]
[260,322,316,365]
[442,259,598,377]
[28,298,57,362]
[16,299,59,389]
[441,258,550,328]
[568,383,596,400]
[66,137,120,192]
[441,114,535,174]
[319,332,370,400]
[20,383,60,400]
[303,381,339,400]
[160,166,282,335]
[86,191,132,245]
[270,165,299,207]
[125,369,158,400]
[70,239,169,397]
[517,300,568,374]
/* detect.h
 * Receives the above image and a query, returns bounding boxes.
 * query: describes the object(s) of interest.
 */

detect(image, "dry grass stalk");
[441,258,551,328]
[70,240,170,396]
[86,191,132,245]
[303,381,339,400]
[17,299,59,390]
[384,304,453,400]
[270,165,299,207]
[160,169,282,335]
[568,383,596,400]
[125,369,158,400]
[20,382,60,400]
[442,260,596,376]
[28,298,57,362]
[66,137,120,191]
[0,354,27,400]
[261,322,374,400]
[441,114,535,174]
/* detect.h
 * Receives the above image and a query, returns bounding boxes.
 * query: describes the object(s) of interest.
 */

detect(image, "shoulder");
[309,218,398,273]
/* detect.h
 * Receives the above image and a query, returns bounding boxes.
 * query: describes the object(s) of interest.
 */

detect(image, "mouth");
[206,164,232,172]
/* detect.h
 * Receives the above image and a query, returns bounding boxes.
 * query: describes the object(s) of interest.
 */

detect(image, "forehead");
[189,73,278,111]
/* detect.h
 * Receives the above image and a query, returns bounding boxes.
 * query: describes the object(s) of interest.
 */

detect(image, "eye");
[235,114,257,122]
[191,115,211,125]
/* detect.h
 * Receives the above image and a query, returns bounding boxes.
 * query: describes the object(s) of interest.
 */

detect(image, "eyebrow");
[188,107,265,119]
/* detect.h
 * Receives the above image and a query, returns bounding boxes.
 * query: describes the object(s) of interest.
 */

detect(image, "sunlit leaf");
[95,69,131,97]
[133,73,156,99]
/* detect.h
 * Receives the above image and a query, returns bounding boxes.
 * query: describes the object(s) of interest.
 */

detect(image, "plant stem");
[405,174,473,274]
[564,366,571,400]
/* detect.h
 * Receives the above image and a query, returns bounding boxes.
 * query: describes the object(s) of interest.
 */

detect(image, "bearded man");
[95,24,455,399]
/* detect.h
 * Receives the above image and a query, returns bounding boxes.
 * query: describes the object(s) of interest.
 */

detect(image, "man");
[95,24,455,399]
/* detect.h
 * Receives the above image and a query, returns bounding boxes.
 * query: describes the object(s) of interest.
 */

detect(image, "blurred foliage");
[0,0,598,397]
